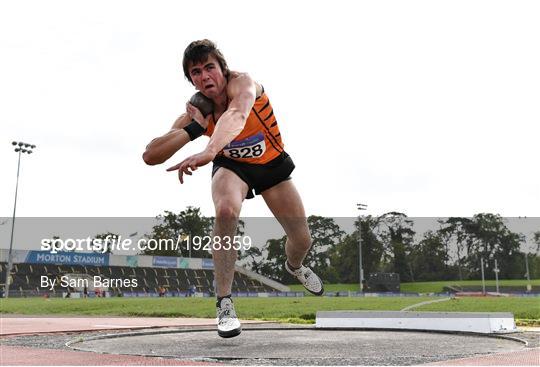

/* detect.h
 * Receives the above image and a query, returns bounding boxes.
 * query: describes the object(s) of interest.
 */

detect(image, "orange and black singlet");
[203,88,284,165]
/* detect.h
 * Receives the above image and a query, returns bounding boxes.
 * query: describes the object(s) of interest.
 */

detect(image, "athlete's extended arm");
[166,74,256,183]
[142,114,191,165]
[142,103,209,165]
[206,74,256,156]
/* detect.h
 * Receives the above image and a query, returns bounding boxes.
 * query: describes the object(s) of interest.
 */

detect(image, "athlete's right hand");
[186,103,211,129]
[166,149,215,184]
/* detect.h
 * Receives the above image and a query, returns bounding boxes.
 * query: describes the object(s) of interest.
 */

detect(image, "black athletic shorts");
[212,152,295,199]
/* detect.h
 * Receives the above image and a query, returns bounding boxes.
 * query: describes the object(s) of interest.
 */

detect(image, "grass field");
[1,295,538,325]
[289,279,540,293]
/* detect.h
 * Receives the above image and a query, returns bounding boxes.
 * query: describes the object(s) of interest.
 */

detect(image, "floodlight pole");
[3,141,36,298]
[357,203,367,292]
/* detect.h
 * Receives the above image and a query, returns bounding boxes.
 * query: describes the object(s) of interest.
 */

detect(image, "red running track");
[0,345,221,366]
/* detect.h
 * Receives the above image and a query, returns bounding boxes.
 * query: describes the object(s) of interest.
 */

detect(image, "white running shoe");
[285,261,324,296]
[216,297,242,338]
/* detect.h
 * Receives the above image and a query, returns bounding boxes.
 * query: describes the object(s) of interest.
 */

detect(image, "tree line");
[136,207,539,284]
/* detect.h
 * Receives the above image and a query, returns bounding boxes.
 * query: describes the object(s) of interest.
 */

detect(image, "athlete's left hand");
[166,149,215,184]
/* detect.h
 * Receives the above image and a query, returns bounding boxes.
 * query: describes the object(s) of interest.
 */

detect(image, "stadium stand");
[0,250,285,298]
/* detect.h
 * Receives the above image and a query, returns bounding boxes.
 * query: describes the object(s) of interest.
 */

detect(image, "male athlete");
[143,40,323,338]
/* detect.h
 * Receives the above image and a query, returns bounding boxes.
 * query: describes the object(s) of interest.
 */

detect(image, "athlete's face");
[188,55,227,99]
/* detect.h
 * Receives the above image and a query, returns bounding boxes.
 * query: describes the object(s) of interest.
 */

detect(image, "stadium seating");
[0,261,276,297]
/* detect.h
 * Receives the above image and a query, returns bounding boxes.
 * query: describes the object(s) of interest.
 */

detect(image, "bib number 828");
[227,144,264,158]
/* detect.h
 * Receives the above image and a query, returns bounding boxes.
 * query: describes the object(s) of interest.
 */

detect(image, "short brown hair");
[182,39,230,84]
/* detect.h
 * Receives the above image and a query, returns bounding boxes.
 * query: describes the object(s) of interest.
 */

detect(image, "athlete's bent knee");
[289,235,312,252]
[215,201,240,221]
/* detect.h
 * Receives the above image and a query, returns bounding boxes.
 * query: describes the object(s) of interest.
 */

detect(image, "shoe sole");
[284,262,325,296]
[218,326,242,338]
[305,274,325,296]
[307,286,324,296]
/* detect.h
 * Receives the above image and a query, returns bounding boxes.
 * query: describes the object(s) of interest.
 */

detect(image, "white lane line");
[401,297,452,311]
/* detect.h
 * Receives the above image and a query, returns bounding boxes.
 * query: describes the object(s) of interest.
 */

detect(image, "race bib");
[223,132,266,159]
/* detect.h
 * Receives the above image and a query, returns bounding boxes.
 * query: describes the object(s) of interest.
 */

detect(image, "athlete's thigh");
[261,180,309,238]
[211,167,249,208]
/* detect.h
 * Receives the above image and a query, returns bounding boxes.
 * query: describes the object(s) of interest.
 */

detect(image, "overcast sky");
[1,0,539,220]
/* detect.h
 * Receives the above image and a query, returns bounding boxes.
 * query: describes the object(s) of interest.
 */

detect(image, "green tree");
[438,214,524,279]
[373,212,415,282]
[140,207,216,258]
[241,216,344,283]
[328,215,384,284]
[534,231,540,253]
[303,216,345,281]
[531,232,540,279]
[91,232,119,254]
[409,230,452,281]
[437,217,478,280]
[240,246,264,274]
[254,236,289,282]
[328,234,358,284]
[464,214,523,279]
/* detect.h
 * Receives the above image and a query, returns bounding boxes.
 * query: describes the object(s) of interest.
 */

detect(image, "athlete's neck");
[212,92,229,114]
